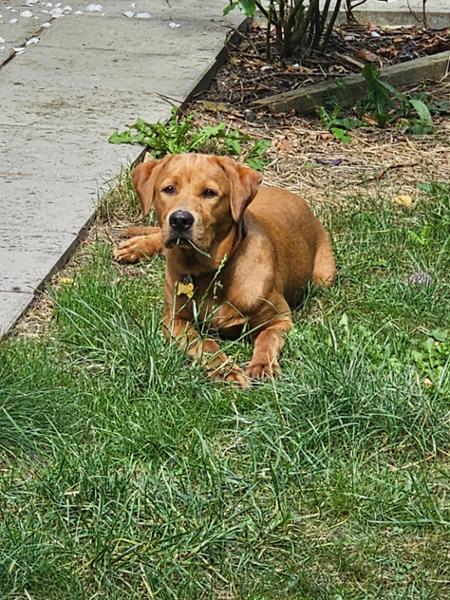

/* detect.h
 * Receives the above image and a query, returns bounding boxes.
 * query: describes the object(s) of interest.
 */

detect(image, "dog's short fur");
[115,154,335,387]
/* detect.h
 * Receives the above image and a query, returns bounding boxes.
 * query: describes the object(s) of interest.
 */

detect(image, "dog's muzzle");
[166,210,195,247]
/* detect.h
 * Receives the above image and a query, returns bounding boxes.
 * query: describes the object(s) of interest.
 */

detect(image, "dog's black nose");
[169,210,194,232]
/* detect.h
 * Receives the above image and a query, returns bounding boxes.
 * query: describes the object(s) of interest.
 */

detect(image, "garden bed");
[203,22,450,107]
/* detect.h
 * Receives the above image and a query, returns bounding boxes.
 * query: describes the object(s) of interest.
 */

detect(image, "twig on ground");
[341,161,421,188]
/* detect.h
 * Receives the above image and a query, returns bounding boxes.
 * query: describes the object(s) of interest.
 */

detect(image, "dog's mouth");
[165,235,192,249]
[165,235,211,258]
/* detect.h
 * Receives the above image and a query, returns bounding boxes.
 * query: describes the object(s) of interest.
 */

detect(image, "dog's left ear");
[218,157,263,223]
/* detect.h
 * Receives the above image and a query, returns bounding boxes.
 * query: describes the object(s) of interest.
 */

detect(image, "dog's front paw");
[224,364,252,389]
[113,236,155,263]
[247,358,280,381]
[209,362,251,389]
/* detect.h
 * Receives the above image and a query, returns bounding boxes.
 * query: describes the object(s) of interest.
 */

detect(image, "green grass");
[0,180,449,599]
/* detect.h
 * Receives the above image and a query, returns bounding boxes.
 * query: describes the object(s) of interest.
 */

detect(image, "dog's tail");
[312,229,336,287]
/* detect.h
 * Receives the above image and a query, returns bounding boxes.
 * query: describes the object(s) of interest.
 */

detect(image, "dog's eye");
[203,188,217,199]
[162,185,175,195]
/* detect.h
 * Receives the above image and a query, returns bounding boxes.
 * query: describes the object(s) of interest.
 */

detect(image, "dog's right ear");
[132,158,165,216]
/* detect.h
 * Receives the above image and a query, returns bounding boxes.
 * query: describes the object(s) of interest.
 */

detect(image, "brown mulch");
[206,22,450,106]
[191,75,450,204]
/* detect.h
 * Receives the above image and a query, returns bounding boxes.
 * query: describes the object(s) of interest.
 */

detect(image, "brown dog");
[114,154,335,388]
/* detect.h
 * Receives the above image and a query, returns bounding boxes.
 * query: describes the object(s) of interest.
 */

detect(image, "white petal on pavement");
[169,22,181,28]
[136,12,151,19]
[41,21,51,27]
[86,4,103,12]
[9,18,18,24]
[25,37,40,46]
[123,10,134,17]
[20,10,34,18]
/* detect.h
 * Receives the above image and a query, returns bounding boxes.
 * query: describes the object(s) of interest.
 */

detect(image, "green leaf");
[247,139,271,158]
[417,182,433,193]
[332,117,363,130]
[108,131,134,144]
[245,157,264,170]
[223,2,236,16]
[428,99,450,114]
[226,138,242,155]
[331,127,351,144]
[109,110,267,161]
[238,0,256,17]
[430,329,448,343]
[410,99,433,125]
[407,119,434,136]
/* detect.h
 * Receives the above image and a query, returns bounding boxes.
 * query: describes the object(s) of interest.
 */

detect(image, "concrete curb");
[252,51,450,114]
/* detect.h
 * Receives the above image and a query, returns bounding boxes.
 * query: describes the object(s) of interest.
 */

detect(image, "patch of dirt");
[206,22,450,106]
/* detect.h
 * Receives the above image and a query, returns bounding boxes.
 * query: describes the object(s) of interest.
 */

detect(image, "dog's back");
[246,186,335,305]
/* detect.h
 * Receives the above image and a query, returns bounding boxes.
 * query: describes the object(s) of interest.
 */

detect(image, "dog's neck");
[167,220,245,278]
[212,219,245,267]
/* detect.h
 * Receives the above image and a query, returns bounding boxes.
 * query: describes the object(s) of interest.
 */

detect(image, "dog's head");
[132,154,262,254]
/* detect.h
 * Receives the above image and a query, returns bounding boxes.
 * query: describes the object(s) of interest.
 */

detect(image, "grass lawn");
[0,177,449,599]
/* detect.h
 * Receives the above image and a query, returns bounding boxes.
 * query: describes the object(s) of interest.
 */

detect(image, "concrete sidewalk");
[349,0,450,27]
[0,1,242,336]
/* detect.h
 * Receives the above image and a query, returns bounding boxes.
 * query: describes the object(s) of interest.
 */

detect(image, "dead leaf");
[355,48,378,63]
[197,100,229,113]
[362,113,379,127]
[423,377,433,387]
[275,136,294,152]
[316,132,335,142]
[365,21,380,34]
[394,194,413,208]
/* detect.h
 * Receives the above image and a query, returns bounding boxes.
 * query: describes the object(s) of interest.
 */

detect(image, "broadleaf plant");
[318,65,446,141]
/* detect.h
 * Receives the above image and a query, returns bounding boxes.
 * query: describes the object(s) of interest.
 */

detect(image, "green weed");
[317,105,363,143]
[109,108,271,170]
